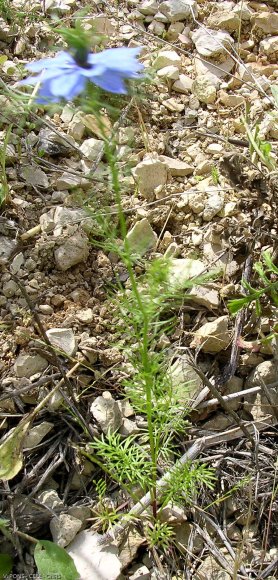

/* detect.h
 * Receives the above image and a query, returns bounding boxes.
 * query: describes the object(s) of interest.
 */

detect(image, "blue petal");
[49,72,85,99]
[36,81,61,104]
[88,47,144,76]
[91,72,127,94]
[26,51,75,73]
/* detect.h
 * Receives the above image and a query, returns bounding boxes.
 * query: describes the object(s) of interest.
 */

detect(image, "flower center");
[73,47,93,70]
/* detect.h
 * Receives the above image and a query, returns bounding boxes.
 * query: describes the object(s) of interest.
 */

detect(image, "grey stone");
[46,328,77,357]
[54,232,89,270]
[50,514,82,548]
[21,165,49,188]
[139,0,159,15]
[192,28,234,59]
[203,193,224,221]
[90,392,122,434]
[190,316,230,353]
[14,354,48,378]
[172,73,193,93]
[244,360,278,419]
[76,308,94,324]
[126,218,157,256]
[157,65,180,80]
[168,355,203,401]
[23,422,54,450]
[260,36,278,57]
[188,285,219,309]
[2,279,18,297]
[159,0,198,23]
[0,237,17,266]
[10,252,24,274]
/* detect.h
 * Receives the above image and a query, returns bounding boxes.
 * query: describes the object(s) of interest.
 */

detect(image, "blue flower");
[20,47,144,103]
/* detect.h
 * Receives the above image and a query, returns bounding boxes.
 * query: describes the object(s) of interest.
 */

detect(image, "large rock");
[159,0,198,22]
[54,232,89,270]
[14,354,48,378]
[132,155,168,200]
[67,530,122,580]
[190,316,230,353]
[192,28,234,59]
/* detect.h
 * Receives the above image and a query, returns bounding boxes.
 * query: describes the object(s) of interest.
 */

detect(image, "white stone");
[90,392,122,434]
[68,114,86,141]
[14,354,48,378]
[207,9,240,33]
[192,76,217,104]
[10,252,24,274]
[36,489,64,511]
[152,49,181,70]
[192,28,234,59]
[159,0,198,23]
[46,328,77,357]
[190,315,230,353]
[172,73,193,93]
[76,308,94,324]
[207,143,223,154]
[50,514,82,548]
[66,530,122,580]
[54,232,89,270]
[164,97,185,112]
[132,155,168,200]
[157,65,180,80]
[253,12,278,35]
[168,258,205,289]
[55,172,89,190]
[244,360,278,419]
[119,418,139,437]
[139,0,158,15]
[126,218,157,256]
[129,565,151,580]
[80,138,104,161]
[194,56,234,88]
[159,155,194,176]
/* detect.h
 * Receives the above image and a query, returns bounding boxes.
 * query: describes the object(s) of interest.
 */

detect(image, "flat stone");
[159,0,198,23]
[80,138,104,161]
[0,237,17,266]
[23,421,54,449]
[132,155,168,200]
[157,65,180,80]
[54,232,89,270]
[192,28,234,58]
[153,49,181,70]
[168,258,205,289]
[139,0,159,15]
[164,97,185,112]
[192,76,217,104]
[67,530,122,580]
[21,165,49,188]
[194,55,234,87]
[218,90,245,107]
[55,172,89,190]
[14,354,48,378]
[46,327,77,357]
[253,12,278,35]
[2,279,18,297]
[190,315,230,353]
[188,285,219,309]
[159,155,194,176]
[50,514,82,548]
[90,392,122,434]
[244,360,278,419]
[260,36,278,57]
[207,9,240,32]
[168,355,203,401]
[172,73,193,93]
[10,252,24,274]
[126,218,157,256]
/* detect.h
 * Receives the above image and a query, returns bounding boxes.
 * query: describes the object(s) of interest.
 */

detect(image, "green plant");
[145,520,175,550]
[0,126,11,206]
[211,165,220,185]
[242,106,276,171]
[227,250,278,316]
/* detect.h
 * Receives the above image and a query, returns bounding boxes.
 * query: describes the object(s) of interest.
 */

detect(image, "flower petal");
[49,71,85,99]
[91,72,127,94]
[88,47,144,76]
[26,51,75,73]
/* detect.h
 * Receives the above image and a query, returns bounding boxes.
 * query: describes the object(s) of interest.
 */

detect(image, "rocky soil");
[0,0,278,579]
